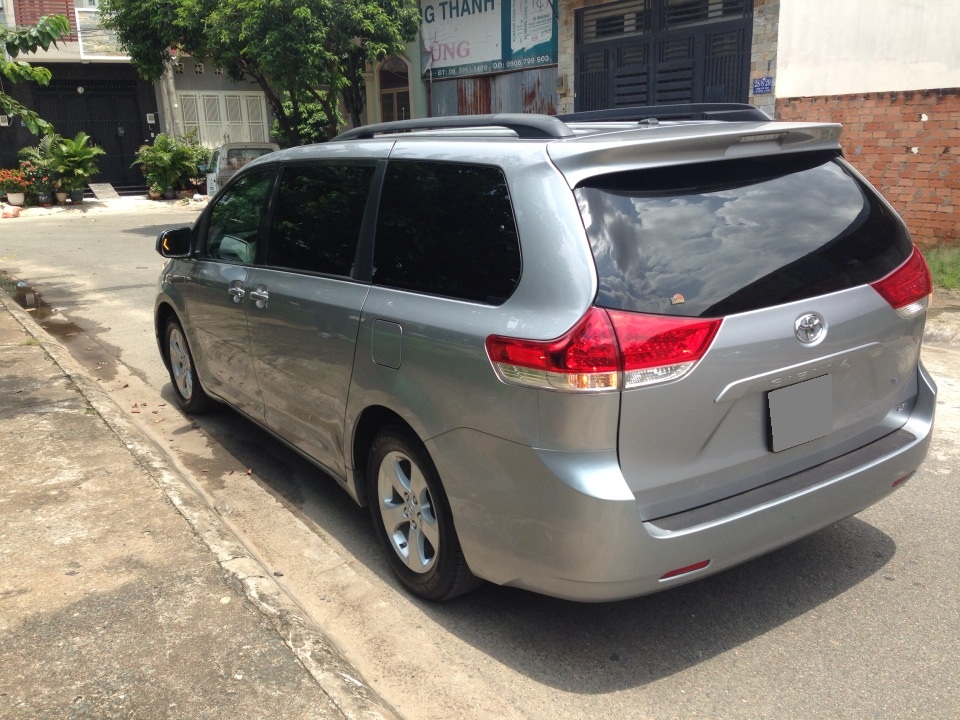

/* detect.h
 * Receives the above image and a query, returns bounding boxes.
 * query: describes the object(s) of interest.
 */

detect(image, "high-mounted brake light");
[486,308,721,392]
[870,246,931,318]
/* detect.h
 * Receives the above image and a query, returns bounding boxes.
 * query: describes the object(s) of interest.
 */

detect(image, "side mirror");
[156,227,193,258]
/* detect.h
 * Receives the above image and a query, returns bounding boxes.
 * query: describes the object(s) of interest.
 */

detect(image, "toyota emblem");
[795,313,826,345]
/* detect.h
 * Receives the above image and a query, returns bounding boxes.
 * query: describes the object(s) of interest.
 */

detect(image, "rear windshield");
[575,152,912,317]
[225,148,275,170]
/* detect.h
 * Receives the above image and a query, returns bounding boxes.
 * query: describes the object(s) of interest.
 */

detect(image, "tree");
[1,15,71,134]
[99,0,420,144]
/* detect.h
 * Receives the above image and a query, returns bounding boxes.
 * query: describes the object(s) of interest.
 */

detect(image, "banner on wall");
[420,0,557,79]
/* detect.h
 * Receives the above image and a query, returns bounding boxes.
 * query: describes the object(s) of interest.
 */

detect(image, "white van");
[205,142,279,195]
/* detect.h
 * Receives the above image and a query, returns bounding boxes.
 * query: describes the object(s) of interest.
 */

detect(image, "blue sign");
[753,76,773,95]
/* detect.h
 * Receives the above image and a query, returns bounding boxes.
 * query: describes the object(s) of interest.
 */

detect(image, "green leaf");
[98,0,420,142]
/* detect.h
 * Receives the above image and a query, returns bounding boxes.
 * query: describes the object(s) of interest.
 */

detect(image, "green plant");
[922,244,960,290]
[19,133,60,188]
[132,133,194,189]
[1,15,70,135]
[51,132,106,191]
[180,131,210,185]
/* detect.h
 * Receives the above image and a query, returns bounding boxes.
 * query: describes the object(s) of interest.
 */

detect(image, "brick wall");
[777,89,960,247]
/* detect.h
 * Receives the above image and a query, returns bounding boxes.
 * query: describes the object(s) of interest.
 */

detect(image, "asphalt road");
[2,206,959,719]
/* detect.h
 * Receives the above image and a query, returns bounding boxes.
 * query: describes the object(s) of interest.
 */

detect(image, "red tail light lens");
[870,246,931,318]
[486,308,620,391]
[607,310,721,388]
[486,308,721,392]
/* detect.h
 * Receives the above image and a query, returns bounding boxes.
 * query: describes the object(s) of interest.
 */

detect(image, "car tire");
[367,426,480,601]
[164,317,215,414]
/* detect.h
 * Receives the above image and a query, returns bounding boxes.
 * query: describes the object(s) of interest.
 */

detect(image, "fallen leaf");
[246,469,253,475]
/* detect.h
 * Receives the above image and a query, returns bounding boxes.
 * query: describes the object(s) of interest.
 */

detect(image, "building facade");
[1,0,159,188]
[1,1,275,189]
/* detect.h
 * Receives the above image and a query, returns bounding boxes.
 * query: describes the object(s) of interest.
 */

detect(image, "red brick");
[777,89,960,246]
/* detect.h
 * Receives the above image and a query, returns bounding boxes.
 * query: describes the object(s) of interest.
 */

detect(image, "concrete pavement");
[0,287,397,718]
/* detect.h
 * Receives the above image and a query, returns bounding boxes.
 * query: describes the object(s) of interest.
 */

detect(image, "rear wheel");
[367,427,480,601]
[164,317,215,413]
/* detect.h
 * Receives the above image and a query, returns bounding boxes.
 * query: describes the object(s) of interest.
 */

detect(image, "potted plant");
[20,161,53,205]
[133,134,196,199]
[19,134,60,204]
[53,180,68,205]
[180,132,211,195]
[0,168,29,205]
[148,182,164,200]
[51,132,106,203]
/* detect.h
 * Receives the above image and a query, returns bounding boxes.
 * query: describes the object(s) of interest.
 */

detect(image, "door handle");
[249,286,269,309]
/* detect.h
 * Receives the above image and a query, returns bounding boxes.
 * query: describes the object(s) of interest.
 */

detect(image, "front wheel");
[367,427,480,601]
[164,317,215,414]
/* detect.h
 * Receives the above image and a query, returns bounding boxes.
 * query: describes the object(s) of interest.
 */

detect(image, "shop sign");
[420,0,557,78]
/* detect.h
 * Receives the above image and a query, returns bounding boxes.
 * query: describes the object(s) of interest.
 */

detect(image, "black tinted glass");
[374,161,521,305]
[204,170,274,264]
[266,164,375,276]
[576,152,912,317]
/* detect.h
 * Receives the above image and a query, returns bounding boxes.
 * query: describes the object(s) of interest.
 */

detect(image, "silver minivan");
[155,106,936,602]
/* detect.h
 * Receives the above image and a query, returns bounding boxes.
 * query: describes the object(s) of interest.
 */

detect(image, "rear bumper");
[428,364,936,602]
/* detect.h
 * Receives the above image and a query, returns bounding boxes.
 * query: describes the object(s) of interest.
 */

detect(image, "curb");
[1,195,209,220]
[0,290,400,720]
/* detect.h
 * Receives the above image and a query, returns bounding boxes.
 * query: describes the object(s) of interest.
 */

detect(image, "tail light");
[870,246,931,318]
[485,308,620,391]
[486,308,721,392]
[608,310,721,388]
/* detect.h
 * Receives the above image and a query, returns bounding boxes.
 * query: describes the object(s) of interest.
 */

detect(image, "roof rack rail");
[333,113,575,141]
[557,103,770,124]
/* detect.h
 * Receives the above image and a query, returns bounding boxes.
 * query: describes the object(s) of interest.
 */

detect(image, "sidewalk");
[2,193,209,220]
[0,292,397,718]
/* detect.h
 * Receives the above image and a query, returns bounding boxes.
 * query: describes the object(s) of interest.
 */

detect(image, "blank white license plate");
[768,375,833,453]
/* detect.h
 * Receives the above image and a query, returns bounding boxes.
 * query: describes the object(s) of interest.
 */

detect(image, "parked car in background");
[204,141,279,195]
[155,105,936,603]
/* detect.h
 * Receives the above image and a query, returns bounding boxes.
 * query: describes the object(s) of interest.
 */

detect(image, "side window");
[374,161,521,304]
[203,170,274,264]
[266,164,375,276]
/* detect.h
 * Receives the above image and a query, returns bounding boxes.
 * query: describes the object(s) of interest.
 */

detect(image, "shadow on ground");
[175,395,895,694]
